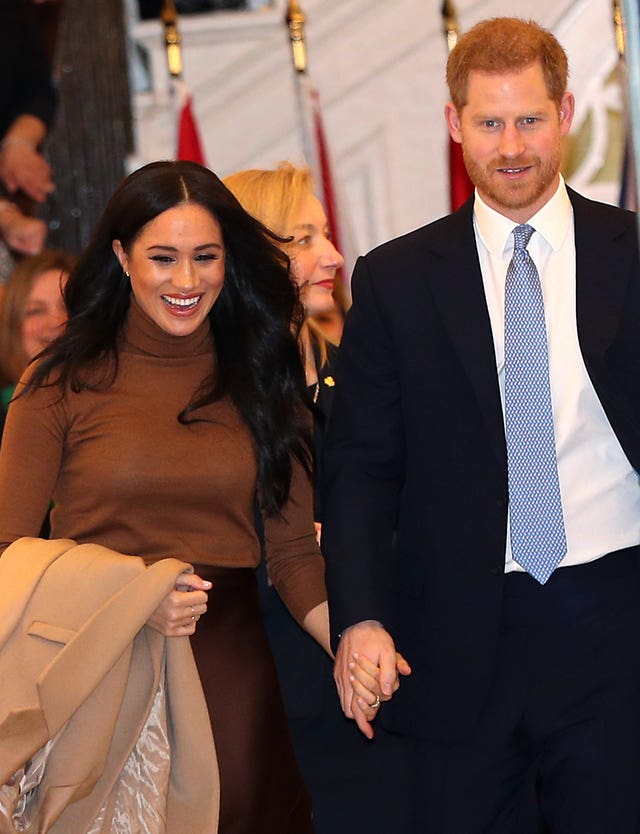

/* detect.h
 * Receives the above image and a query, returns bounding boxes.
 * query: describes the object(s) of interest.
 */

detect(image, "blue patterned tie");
[504,224,567,584]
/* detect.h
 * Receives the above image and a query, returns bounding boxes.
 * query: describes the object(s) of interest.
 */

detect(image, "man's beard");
[462,149,561,212]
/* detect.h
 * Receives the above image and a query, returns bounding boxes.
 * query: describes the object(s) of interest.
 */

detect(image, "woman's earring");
[123,270,130,279]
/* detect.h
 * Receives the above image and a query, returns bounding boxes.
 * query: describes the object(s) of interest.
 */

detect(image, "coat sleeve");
[320,254,405,650]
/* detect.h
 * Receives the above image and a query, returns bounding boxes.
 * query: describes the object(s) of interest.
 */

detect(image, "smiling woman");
[0,160,333,833]
[112,203,226,337]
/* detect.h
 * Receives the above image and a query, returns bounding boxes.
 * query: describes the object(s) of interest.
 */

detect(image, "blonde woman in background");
[224,163,410,834]
[225,163,341,428]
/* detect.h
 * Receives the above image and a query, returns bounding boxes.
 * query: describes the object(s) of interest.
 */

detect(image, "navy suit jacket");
[321,189,640,742]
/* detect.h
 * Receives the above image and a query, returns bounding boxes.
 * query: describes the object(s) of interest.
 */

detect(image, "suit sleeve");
[321,255,405,650]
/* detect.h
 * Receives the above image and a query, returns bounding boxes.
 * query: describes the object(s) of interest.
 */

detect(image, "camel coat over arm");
[0,537,219,834]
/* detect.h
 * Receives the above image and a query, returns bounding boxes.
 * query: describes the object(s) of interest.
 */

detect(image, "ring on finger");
[371,694,381,710]
[190,605,196,621]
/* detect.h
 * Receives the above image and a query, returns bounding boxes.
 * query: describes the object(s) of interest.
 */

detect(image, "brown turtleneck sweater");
[0,301,325,624]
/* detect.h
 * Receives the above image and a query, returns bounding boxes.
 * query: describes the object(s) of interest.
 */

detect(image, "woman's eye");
[195,253,219,262]
[149,255,174,264]
[296,236,312,246]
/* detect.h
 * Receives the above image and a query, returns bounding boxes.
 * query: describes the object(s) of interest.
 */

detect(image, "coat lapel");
[425,200,507,474]
[570,188,633,358]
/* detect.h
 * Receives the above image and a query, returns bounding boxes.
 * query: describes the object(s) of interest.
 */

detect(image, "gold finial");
[613,0,626,58]
[441,0,459,54]
[161,0,183,78]
[286,0,307,73]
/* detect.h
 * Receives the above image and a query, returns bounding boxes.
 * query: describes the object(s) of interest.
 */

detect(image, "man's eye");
[296,236,312,246]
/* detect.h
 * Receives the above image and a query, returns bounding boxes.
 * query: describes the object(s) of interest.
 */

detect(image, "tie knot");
[513,223,534,251]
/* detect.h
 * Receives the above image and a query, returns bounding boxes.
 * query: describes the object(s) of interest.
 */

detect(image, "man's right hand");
[333,620,411,738]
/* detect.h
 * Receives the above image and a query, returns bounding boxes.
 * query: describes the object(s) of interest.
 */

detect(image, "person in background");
[224,164,341,525]
[0,249,73,413]
[224,162,411,834]
[326,16,640,834]
[0,0,58,286]
[0,160,339,834]
[0,249,73,540]
[1,0,56,204]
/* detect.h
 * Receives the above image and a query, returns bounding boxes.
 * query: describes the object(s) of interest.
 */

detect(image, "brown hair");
[446,18,568,110]
[0,249,75,386]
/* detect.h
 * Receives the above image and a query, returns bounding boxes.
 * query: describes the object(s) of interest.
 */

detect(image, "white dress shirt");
[473,178,640,571]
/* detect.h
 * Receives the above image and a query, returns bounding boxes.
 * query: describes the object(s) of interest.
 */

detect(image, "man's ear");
[112,239,128,273]
[559,91,575,136]
[444,101,463,144]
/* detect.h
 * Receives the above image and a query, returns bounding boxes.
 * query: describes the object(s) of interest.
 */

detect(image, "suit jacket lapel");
[570,187,631,358]
[426,200,507,475]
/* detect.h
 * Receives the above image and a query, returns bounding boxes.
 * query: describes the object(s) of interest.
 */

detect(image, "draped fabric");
[41,0,133,253]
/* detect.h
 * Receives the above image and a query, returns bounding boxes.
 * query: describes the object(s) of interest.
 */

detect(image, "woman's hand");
[146,571,212,637]
[348,650,412,733]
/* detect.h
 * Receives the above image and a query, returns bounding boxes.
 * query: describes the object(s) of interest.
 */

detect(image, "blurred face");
[287,193,343,317]
[21,268,68,360]
[445,61,574,223]
[113,202,226,337]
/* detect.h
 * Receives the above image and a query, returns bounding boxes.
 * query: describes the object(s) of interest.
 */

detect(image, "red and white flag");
[174,80,207,166]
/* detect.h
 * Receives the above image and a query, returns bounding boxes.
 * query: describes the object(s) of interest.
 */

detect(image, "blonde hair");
[224,162,336,365]
[224,162,315,244]
[0,249,75,386]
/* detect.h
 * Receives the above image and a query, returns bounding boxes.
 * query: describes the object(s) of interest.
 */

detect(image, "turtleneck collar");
[121,296,213,359]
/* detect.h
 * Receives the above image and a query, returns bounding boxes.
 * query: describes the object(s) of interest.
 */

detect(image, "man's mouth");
[496,164,532,175]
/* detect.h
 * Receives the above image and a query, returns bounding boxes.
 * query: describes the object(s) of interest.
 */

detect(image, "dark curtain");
[42,0,133,253]
[138,1,246,17]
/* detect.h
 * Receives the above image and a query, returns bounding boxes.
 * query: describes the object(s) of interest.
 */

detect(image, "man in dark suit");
[322,17,640,834]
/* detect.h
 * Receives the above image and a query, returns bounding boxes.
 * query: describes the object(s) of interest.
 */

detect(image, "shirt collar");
[473,176,573,257]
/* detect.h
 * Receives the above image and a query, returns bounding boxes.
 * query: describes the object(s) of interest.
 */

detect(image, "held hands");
[333,620,411,739]
[147,571,212,637]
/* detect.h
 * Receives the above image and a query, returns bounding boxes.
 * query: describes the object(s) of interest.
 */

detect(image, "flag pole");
[285,0,352,291]
[619,0,640,228]
[613,0,637,210]
[441,0,474,211]
[285,1,315,168]
[161,0,206,165]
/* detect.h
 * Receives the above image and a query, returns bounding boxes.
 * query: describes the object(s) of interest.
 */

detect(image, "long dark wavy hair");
[25,160,312,515]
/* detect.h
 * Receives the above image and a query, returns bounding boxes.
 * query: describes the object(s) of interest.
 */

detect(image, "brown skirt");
[190,565,314,834]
